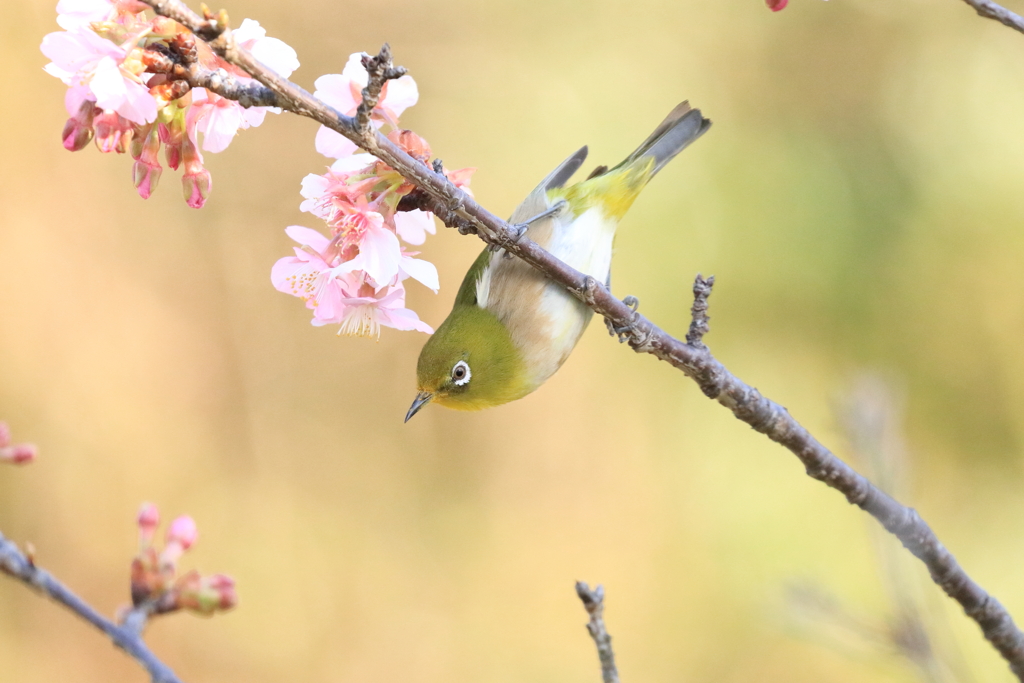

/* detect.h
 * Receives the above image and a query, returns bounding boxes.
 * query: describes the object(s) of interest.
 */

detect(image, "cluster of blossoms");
[128,503,236,616]
[272,54,474,338]
[42,1,469,339]
[0,422,37,465]
[41,0,298,207]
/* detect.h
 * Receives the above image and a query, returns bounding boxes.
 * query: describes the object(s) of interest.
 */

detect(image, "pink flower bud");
[1,443,37,464]
[133,160,162,199]
[0,422,10,448]
[166,515,198,550]
[93,112,136,154]
[182,169,212,209]
[137,502,160,543]
[62,101,96,152]
[178,573,237,615]
[766,0,788,10]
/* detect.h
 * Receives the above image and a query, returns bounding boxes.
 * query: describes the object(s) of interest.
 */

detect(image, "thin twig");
[576,582,621,683]
[685,274,715,349]
[0,531,184,683]
[355,45,407,134]
[959,0,1024,35]
[135,2,1024,678]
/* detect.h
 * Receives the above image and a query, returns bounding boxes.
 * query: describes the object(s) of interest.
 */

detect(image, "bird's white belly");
[531,207,615,381]
[480,206,617,389]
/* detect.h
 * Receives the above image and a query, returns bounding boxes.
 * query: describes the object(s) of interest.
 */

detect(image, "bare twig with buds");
[0,503,236,683]
[112,1,1024,678]
[576,582,621,683]
[0,531,185,683]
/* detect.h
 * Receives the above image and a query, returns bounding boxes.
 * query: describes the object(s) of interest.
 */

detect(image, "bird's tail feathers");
[616,101,711,178]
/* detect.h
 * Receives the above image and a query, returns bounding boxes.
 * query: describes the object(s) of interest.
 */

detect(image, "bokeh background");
[3,0,1024,681]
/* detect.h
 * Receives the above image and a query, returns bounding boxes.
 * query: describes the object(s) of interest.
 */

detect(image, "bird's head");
[406,305,530,421]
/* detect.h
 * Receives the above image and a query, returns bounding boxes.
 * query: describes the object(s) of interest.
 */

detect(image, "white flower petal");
[250,36,299,78]
[399,255,439,292]
[393,210,435,246]
[340,52,369,87]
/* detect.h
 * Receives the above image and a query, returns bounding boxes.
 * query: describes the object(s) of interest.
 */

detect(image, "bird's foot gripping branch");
[31,0,1024,680]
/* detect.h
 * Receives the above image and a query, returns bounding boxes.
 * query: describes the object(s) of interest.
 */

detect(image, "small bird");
[406,102,711,421]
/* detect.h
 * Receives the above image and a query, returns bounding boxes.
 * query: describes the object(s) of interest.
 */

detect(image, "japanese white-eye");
[406,102,711,421]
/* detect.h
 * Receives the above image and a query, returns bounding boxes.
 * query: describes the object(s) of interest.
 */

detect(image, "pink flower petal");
[315,126,358,159]
[284,225,331,252]
[382,306,434,334]
[334,219,401,285]
[314,73,359,114]
[382,76,418,117]
[199,101,244,152]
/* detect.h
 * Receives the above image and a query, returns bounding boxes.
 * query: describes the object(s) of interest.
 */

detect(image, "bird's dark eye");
[451,360,471,386]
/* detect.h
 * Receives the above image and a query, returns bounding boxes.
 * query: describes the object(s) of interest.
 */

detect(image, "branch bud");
[0,444,37,464]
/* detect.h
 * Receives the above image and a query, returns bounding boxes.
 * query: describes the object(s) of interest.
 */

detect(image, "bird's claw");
[488,222,530,257]
[490,199,568,257]
[605,295,640,342]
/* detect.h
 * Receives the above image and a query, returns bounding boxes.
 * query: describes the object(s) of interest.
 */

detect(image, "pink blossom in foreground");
[271,226,433,336]
[41,28,156,125]
[272,226,348,325]
[43,6,299,207]
[335,283,433,338]
[0,421,38,465]
[766,0,788,10]
[313,52,418,159]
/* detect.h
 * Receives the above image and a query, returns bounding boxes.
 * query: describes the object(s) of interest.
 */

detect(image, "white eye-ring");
[451,360,471,386]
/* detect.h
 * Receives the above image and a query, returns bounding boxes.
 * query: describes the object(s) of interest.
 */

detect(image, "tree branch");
[959,0,1024,35]
[0,531,185,683]
[576,582,621,683]
[135,2,1024,678]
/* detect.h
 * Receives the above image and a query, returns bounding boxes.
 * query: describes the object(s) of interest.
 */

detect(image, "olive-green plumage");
[406,102,711,421]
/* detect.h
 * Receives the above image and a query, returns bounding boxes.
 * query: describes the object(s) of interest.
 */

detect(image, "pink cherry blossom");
[313,52,418,159]
[42,28,156,125]
[272,226,435,336]
[330,214,439,291]
[272,226,350,325]
[334,284,433,338]
[186,19,298,153]
[298,154,377,218]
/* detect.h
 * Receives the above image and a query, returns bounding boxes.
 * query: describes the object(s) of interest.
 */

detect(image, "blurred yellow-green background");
[4,0,1024,681]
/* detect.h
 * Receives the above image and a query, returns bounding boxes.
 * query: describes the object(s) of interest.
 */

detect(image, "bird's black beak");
[405,391,433,422]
